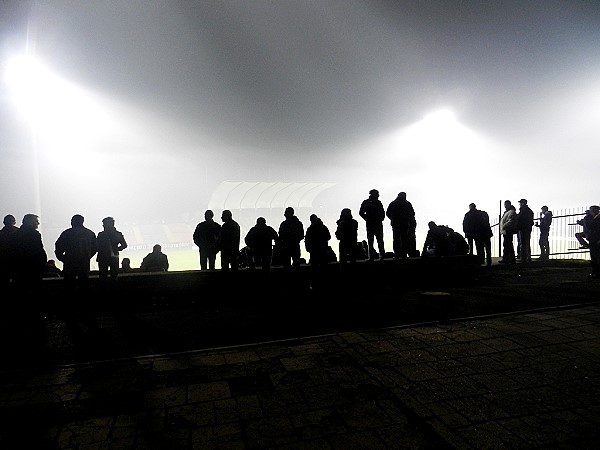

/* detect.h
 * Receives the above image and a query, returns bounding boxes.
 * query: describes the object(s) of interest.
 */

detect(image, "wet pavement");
[1,258,599,449]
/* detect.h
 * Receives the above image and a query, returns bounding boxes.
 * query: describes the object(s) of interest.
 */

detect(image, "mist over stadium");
[1,1,599,270]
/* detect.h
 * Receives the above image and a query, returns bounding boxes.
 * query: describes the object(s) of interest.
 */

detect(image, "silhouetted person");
[356,240,369,260]
[15,214,47,300]
[499,201,517,264]
[55,214,97,296]
[305,214,331,269]
[422,221,451,257]
[535,205,553,260]
[44,259,63,278]
[245,217,278,271]
[220,210,240,271]
[140,244,169,272]
[575,209,593,249]
[335,208,358,265]
[386,192,417,259]
[278,207,305,269]
[517,198,534,262]
[121,257,134,273]
[96,216,127,288]
[0,214,20,288]
[359,189,385,261]
[193,210,221,270]
[587,205,600,279]
[463,203,478,256]
[463,203,493,266]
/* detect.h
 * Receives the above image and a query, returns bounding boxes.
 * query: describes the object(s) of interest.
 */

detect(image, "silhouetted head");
[71,214,84,227]
[204,210,214,220]
[284,207,294,218]
[309,214,318,223]
[256,217,267,225]
[469,203,476,210]
[340,208,352,220]
[590,205,600,216]
[428,221,437,230]
[541,205,549,213]
[122,257,131,267]
[102,217,115,228]
[153,244,161,252]
[369,189,379,198]
[221,210,232,221]
[519,199,528,205]
[398,192,406,200]
[3,214,16,226]
[22,214,40,229]
[504,200,512,209]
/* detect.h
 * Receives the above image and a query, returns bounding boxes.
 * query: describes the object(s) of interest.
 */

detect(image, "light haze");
[1,1,599,269]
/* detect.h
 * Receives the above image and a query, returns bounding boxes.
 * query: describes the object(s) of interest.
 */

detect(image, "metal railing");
[490,206,590,260]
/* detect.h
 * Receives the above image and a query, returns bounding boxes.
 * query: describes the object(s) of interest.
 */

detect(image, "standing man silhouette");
[245,217,278,271]
[535,205,553,260]
[335,208,358,265]
[55,214,97,297]
[386,192,416,259]
[15,214,47,300]
[0,214,20,289]
[96,216,127,289]
[220,210,240,271]
[305,214,331,269]
[193,210,222,270]
[517,199,534,263]
[278,207,305,269]
[359,189,386,261]
[499,201,517,264]
[463,203,493,266]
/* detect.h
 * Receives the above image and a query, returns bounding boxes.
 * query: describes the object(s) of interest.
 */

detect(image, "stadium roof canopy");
[208,181,336,211]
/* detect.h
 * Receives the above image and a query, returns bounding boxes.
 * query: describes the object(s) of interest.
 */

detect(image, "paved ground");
[1,259,599,449]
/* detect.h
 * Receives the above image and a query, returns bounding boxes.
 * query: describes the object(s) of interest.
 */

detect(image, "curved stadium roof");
[208,181,336,211]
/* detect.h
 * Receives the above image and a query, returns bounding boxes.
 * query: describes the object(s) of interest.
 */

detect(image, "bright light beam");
[5,55,113,156]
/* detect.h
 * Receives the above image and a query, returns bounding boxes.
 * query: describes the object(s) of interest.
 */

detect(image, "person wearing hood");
[335,208,358,265]
[305,214,331,269]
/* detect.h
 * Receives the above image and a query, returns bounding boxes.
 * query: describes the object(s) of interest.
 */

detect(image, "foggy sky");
[1,1,600,260]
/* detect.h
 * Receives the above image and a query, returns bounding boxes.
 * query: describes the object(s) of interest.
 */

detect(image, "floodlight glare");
[5,54,112,152]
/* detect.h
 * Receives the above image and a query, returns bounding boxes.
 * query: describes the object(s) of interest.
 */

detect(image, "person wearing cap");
[96,216,128,287]
[516,199,534,263]
[586,205,600,278]
[359,189,386,261]
[534,205,553,260]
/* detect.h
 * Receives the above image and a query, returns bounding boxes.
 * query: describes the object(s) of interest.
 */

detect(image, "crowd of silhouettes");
[1,191,598,303]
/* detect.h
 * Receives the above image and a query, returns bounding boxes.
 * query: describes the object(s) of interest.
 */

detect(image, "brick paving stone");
[3,302,600,449]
